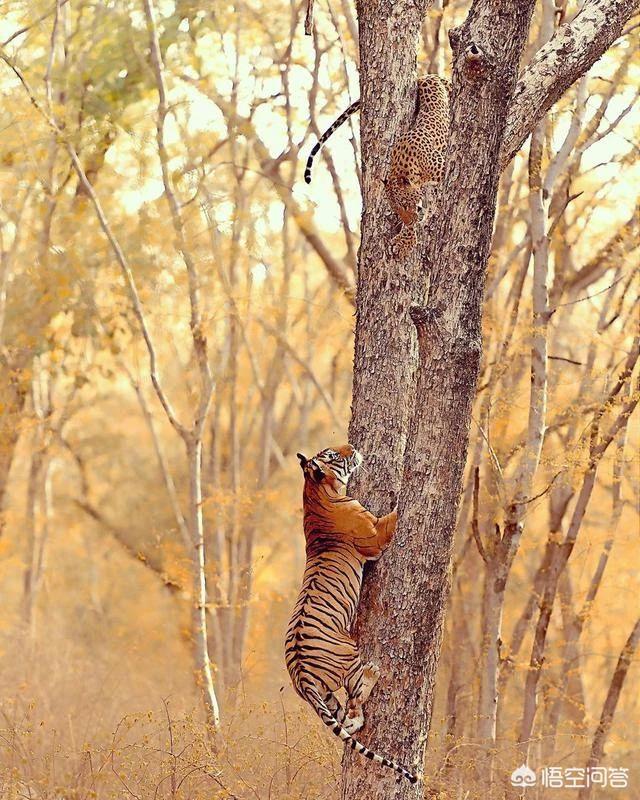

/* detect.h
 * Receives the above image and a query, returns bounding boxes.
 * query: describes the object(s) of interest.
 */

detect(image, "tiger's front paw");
[361,662,381,702]
[363,662,381,684]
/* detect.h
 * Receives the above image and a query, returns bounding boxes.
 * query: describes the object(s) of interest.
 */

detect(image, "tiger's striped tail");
[303,684,418,783]
[304,100,361,184]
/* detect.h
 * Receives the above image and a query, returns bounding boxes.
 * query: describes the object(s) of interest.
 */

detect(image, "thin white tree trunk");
[478,106,551,756]
[186,436,221,732]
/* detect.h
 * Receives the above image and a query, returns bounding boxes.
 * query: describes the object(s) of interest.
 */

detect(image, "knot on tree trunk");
[409,304,443,334]
[449,25,496,81]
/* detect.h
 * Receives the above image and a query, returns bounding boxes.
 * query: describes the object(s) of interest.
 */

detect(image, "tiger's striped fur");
[304,101,360,184]
[285,445,418,784]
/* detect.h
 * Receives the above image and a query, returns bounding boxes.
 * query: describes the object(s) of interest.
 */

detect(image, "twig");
[548,355,583,365]
[516,470,564,506]
[470,413,505,498]
[551,273,628,312]
[304,0,315,35]
[0,0,71,48]
[471,467,489,564]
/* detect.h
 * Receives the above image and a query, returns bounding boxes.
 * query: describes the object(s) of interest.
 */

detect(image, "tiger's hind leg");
[324,691,346,724]
[341,660,381,735]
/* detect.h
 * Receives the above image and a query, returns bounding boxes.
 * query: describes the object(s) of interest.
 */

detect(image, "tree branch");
[74,499,184,595]
[471,467,489,564]
[501,0,640,167]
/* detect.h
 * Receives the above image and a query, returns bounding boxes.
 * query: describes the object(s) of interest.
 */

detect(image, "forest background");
[0,1,638,798]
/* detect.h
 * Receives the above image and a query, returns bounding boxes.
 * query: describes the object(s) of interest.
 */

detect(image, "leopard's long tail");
[302,683,418,783]
[304,100,360,184]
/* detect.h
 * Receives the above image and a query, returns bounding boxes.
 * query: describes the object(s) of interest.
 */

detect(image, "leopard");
[303,74,450,260]
[384,74,450,258]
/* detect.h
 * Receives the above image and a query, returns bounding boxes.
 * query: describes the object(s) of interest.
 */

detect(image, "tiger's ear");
[296,453,308,469]
[309,460,325,483]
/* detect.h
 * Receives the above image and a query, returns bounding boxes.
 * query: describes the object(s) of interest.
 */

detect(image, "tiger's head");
[297,444,362,493]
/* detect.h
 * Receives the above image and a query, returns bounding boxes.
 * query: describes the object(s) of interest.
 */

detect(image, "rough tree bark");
[343,0,637,796]
[343,2,536,798]
[347,0,429,507]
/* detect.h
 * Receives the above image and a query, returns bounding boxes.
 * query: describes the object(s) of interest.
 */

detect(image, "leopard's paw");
[390,229,415,261]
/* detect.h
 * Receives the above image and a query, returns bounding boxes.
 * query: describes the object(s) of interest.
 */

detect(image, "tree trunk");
[478,101,552,764]
[0,362,29,535]
[347,0,429,508]
[343,1,431,791]
[477,558,504,747]
[343,3,536,798]
[186,436,221,734]
[577,617,640,800]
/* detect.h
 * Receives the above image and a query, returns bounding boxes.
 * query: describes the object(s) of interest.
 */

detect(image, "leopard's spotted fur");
[385,75,450,259]
[304,74,450,261]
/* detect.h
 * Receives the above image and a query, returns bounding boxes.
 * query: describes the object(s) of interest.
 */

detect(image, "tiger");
[284,444,418,783]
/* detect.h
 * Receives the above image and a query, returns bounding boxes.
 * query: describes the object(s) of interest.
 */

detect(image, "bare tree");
[2,5,224,732]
